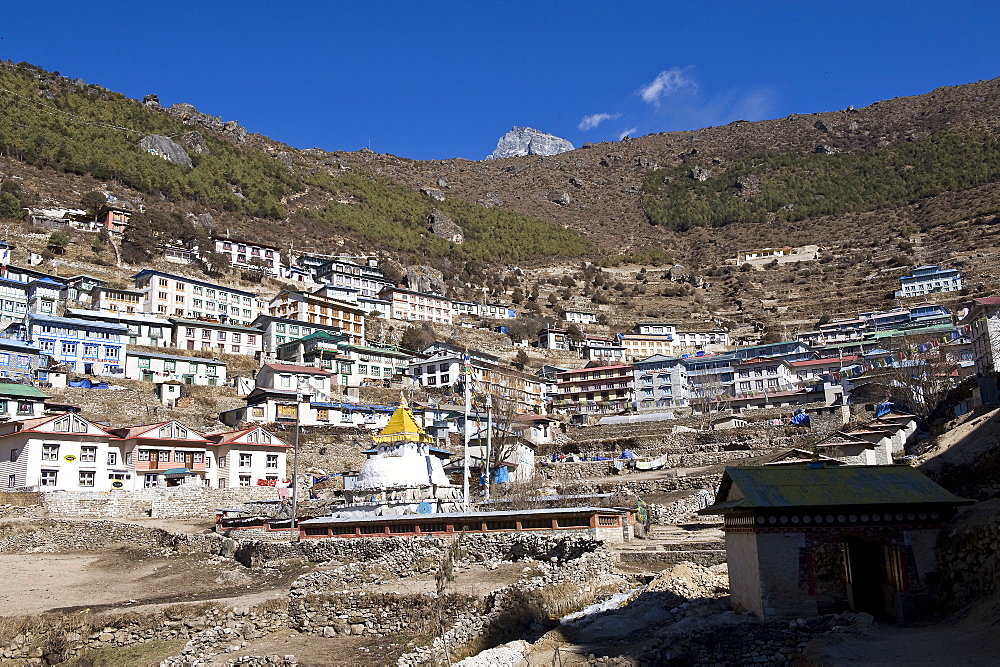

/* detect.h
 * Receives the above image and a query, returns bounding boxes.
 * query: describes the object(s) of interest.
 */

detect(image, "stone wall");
[37,485,280,519]
[397,548,620,666]
[0,601,288,665]
[936,499,1000,607]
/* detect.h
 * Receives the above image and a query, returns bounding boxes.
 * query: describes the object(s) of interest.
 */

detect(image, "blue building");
[0,339,44,381]
[25,314,128,376]
[895,265,963,299]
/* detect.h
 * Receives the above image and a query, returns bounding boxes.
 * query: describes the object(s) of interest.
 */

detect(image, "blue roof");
[27,313,128,331]
[0,338,41,353]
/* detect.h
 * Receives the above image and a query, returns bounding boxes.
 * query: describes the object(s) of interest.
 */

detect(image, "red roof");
[971,297,1000,306]
[263,363,334,376]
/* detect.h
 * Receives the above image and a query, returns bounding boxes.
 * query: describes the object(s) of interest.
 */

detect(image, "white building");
[212,236,282,277]
[133,269,264,327]
[171,318,263,357]
[378,287,453,325]
[564,309,598,325]
[65,308,172,348]
[125,351,227,386]
[0,412,127,491]
[255,363,336,403]
[895,265,963,299]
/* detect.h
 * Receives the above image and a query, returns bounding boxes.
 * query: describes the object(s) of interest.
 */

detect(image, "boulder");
[478,192,501,208]
[420,187,446,202]
[690,166,712,181]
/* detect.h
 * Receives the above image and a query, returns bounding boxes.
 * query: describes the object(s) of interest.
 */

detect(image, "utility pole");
[290,377,306,542]
[463,353,472,511]
[484,393,493,503]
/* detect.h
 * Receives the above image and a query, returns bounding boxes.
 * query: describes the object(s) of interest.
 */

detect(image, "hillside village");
[1,197,995,494]
[1,60,1000,665]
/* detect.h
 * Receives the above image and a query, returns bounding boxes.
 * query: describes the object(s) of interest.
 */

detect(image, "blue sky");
[3,1,998,160]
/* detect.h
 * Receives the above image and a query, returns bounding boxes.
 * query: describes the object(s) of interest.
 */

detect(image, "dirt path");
[0,546,305,616]
[803,601,1000,665]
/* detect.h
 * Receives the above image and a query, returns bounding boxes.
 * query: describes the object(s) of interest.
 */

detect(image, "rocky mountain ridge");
[486,126,574,160]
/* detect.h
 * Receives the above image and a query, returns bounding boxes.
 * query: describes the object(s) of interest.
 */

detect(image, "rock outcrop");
[428,209,464,244]
[137,134,192,167]
[167,103,248,144]
[486,126,573,160]
[405,265,448,295]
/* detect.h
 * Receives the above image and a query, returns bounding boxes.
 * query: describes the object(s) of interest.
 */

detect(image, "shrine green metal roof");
[700,465,971,514]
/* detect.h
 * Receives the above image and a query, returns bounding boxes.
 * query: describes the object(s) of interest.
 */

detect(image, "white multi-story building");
[314,258,389,297]
[962,297,1000,404]
[133,270,264,327]
[0,412,127,491]
[255,363,336,403]
[212,236,282,277]
[895,265,963,299]
[564,309,598,325]
[170,318,263,357]
[125,351,227,386]
[378,287,452,325]
[66,308,172,348]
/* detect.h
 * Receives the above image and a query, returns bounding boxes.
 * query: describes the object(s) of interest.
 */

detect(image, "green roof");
[701,465,970,514]
[0,383,50,399]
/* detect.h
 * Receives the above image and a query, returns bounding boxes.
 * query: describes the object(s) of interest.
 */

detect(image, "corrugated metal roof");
[704,465,969,513]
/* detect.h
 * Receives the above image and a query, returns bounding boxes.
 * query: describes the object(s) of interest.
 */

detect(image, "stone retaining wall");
[397,548,620,666]
[0,602,288,665]
[618,549,726,567]
[936,499,1000,607]
[38,486,280,519]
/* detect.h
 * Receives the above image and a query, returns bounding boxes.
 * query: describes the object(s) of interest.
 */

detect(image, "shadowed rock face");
[487,126,574,160]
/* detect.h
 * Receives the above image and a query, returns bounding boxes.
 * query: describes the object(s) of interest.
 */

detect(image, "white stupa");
[343,396,462,514]
[355,396,449,490]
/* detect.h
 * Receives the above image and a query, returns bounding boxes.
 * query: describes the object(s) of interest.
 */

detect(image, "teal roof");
[0,383,50,399]
[701,465,970,514]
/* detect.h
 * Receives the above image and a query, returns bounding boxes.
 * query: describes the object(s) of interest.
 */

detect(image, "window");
[16,355,29,369]
[39,340,54,353]
[266,454,278,469]
[174,451,185,463]
[79,471,95,487]
[239,475,251,487]
[16,402,32,416]
[144,473,158,488]
[202,329,211,339]
[218,456,227,467]
[80,446,97,462]
[186,327,195,337]
[42,444,59,461]
[105,347,119,359]
[7,474,14,488]
[158,278,168,287]
[8,448,16,461]
[107,452,117,466]
[217,332,226,341]
[125,452,134,465]
[40,470,58,487]
[61,343,77,356]
[239,453,252,467]
[138,450,151,461]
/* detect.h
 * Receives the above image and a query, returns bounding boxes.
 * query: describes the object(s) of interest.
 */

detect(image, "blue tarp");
[620,449,637,459]
[790,409,811,427]
[494,466,509,484]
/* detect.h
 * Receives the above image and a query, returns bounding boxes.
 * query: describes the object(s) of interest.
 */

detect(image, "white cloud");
[638,68,695,106]
[618,127,638,140]
[578,112,622,131]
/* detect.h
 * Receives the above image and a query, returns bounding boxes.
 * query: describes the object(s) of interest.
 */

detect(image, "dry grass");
[0,492,42,508]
